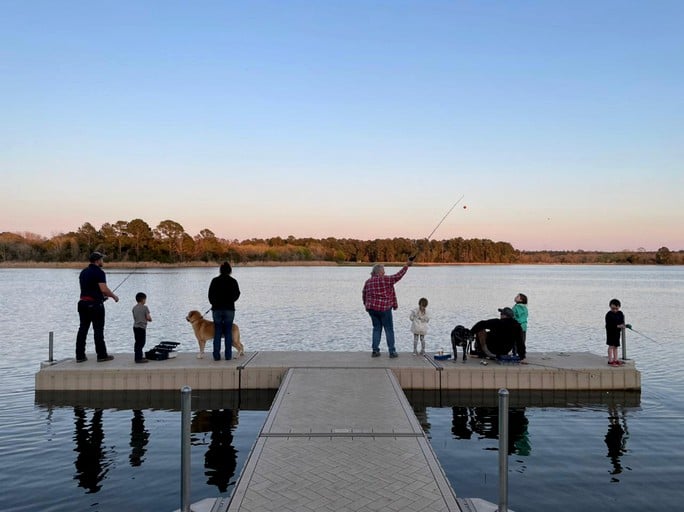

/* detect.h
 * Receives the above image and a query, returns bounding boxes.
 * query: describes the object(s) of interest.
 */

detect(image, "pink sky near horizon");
[2,2,683,252]
[3,195,681,252]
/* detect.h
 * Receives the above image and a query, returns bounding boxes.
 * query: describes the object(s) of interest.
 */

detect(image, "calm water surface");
[1,265,683,511]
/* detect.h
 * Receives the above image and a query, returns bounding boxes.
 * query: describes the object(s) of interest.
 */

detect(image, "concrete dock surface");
[36,350,641,392]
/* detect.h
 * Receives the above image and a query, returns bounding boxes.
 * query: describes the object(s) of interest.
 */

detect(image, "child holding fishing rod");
[132,292,152,363]
[606,298,626,366]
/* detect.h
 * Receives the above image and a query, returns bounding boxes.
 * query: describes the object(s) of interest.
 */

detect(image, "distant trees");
[0,220,682,265]
[127,219,154,261]
[656,246,672,264]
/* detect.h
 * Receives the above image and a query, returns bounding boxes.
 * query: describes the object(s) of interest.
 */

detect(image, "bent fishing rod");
[410,194,465,260]
[626,325,661,344]
[100,270,136,302]
[110,268,139,294]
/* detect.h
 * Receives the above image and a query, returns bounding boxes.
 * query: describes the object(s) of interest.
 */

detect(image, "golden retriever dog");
[186,310,244,359]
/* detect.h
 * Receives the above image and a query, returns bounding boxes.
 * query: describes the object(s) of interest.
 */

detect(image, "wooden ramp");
[219,368,461,512]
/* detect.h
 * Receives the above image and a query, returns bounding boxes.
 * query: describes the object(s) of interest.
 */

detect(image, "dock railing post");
[49,332,54,362]
[498,388,509,512]
[621,326,627,361]
[180,386,192,512]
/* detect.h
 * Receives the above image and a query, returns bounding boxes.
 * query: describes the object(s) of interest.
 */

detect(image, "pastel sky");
[2,1,683,251]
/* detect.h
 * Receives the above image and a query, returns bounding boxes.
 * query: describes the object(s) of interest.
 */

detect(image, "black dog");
[451,325,474,362]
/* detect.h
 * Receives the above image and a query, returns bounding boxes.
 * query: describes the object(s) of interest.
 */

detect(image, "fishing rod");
[411,194,465,260]
[626,325,660,344]
[111,268,138,294]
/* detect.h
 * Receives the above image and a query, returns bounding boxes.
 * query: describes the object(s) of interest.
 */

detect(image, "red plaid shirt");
[362,265,409,311]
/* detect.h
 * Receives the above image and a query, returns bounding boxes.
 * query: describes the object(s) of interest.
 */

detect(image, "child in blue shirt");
[512,293,528,363]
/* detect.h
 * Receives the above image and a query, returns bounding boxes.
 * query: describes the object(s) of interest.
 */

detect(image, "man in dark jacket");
[75,252,119,363]
[471,307,523,358]
[208,262,241,361]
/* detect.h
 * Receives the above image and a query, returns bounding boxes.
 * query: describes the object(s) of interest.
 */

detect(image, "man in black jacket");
[208,262,241,361]
[471,307,522,358]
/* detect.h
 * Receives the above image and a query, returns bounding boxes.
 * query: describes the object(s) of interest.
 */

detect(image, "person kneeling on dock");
[470,307,523,359]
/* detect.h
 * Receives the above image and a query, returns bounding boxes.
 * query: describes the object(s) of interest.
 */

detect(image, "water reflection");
[73,407,113,493]
[192,410,238,492]
[451,406,530,456]
[605,406,630,480]
[129,410,150,467]
[70,405,241,494]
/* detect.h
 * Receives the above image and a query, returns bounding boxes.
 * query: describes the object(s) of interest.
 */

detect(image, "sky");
[1,1,683,251]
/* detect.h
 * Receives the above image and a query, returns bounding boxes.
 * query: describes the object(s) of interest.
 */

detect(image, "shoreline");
[0,260,478,269]
[0,260,677,269]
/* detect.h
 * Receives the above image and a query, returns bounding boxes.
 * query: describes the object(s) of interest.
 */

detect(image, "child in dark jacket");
[605,298,625,366]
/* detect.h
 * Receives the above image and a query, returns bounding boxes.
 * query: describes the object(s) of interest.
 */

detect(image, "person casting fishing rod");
[362,196,460,357]
[75,252,119,363]
[362,256,414,358]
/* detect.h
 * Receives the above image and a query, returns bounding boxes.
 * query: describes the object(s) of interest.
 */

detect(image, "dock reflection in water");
[52,388,638,502]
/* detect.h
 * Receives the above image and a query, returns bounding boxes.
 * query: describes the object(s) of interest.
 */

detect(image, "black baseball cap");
[498,307,514,317]
[89,251,105,262]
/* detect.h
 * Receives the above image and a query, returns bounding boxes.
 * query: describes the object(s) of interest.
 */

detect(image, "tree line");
[0,218,681,265]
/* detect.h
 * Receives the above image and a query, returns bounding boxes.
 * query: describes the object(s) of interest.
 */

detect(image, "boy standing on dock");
[605,298,625,366]
[132,292,152,363]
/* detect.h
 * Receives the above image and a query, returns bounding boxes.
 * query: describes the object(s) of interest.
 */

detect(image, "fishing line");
[111,268,138,294]
[626,325,661,344]
[424,195,465,241]
[411,194,465,259]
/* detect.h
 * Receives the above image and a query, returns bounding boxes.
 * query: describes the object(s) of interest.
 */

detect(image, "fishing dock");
[35,350,641,393]
[36,351,639,512]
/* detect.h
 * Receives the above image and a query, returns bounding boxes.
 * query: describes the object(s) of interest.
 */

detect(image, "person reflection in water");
[451,406,474,440]
[129,410,150,467]
[73,407,112,493]
[605,407,628,478]
[203,409,238,492]
[451,406,530,456]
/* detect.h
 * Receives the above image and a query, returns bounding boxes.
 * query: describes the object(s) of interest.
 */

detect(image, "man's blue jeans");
[212,309,235,360]
[368,308,396,354]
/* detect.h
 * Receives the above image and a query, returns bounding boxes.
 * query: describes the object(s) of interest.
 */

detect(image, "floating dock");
[35,352,640,512]
[217,367,464,512]
[36,350,640,392]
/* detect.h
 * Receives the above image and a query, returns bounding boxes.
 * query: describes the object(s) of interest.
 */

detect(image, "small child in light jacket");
[409,297,430,355]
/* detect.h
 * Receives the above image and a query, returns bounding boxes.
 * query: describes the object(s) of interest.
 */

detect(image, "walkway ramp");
[220,367,460,512]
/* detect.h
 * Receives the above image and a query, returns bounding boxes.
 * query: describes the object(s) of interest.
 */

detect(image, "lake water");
[1,265,683,512]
